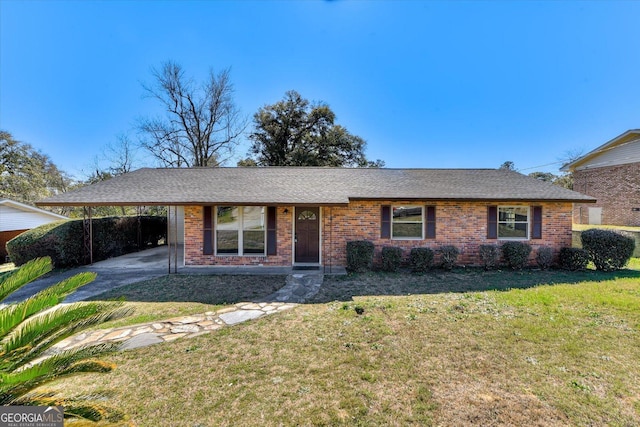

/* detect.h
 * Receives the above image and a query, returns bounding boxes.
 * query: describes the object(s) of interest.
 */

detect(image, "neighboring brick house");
[0,199,68,260]
[562,129,640,226]
[38,167,594,269]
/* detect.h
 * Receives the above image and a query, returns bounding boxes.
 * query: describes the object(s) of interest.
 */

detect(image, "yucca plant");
[0,257,132,425]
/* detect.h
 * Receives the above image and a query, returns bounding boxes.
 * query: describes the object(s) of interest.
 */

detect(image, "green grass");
[573,224,640,232]
[310,265,640,303]
[49,263,640,426]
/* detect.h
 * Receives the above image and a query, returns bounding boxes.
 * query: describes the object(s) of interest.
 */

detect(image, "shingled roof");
[36,167,596,206]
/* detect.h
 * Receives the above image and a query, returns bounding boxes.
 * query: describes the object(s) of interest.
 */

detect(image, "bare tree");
[554,148,585,190]
[104,134,138,175]
[138,61,246,167]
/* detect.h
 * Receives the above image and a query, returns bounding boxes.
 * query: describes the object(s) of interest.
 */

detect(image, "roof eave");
[36,201,351,207]
[561,129,640,171]
[348,197,596,203]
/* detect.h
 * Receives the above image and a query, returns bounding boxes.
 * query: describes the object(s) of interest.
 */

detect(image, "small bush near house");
[559,247,590,271]
[478,244,500,270]
[581,229,635,271]
[346,240,375,273]
[438,245,459,271]
[501,241,532,270]
[6,216,167,267]
[536,246,554,270]
[409,247,434,273]
[381,246,403,272]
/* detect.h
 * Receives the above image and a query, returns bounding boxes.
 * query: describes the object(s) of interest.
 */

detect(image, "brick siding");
[572,163,640,226]
[184,201,573,267]
[322,201,572,267]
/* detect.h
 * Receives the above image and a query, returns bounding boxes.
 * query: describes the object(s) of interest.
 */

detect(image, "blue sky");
[1,0,639,179]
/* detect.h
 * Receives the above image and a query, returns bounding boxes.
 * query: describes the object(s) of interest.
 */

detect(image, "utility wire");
[518,135,640,172]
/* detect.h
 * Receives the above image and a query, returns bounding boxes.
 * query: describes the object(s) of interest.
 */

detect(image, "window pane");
[393,206,423,222]
[498,223,528,239]
[216,230,238,254]
[393,223,422,238]
[243,206,265,230]
[243,230,265,254]
[498,206,529,239]
[498,207,528,222]
[297,210,317,221]
[217,207,239,230]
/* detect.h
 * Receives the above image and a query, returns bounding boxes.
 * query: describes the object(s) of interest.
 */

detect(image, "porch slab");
[179,265,347,275]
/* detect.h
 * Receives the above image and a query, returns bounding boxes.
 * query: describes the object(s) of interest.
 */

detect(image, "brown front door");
[295,207,320,263]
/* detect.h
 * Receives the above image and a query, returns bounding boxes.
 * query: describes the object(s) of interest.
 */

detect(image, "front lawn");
[89,274,287,328]
[51,265,640,426]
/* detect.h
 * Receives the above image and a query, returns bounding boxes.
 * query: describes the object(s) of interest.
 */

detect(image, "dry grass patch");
[88,274,287,328]
[51,270,640,426]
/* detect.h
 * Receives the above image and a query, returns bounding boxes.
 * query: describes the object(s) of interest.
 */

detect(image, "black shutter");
[532,206,542,239]
[203,206,213,255]
[267,206,277,255]
[487,206,497,239]
[381,205,391,239]
[425,206,436,239]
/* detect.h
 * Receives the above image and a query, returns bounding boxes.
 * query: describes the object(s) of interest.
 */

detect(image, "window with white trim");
[216,206,266,255]
[497,206,529,239]
[392,205,423,239]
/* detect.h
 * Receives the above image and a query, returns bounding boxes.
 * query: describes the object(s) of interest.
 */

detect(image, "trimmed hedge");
[559,247,589,271]
[581,229,635,271]
[478,244,500,270]
[409,247,434,273]
[501,241,532,270]
[535,246,554,270]
[439,245,459,271]
[346,240,375,273]
[7,216,167,267]
[381,246,403,272]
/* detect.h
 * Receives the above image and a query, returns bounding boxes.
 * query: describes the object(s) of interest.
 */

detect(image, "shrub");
[536,246,554,270]
[7,216,167,267]
[581,229,635,271]
[559,247,589,271]
[409,247,434,273]
[346,240,375,273]
[478,244,500,270]
[501,241,532,270]
[381,246,403,272]
[439,245,459,271]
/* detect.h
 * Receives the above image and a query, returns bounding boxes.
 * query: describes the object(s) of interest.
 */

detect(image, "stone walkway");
[51,272,323,353]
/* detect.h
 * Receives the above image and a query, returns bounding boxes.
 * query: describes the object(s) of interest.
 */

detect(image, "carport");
[37,193,183,274]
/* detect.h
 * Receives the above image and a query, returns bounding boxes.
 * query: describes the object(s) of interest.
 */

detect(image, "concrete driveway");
[4,246,173,304]
[3,246,333,304]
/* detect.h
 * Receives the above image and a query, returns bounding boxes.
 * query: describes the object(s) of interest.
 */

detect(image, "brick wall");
[183,201,573,267]
[322,201,573,267]
[572,162,640,226]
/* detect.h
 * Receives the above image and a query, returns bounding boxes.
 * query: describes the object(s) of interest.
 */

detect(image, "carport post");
[168,205,178,274]
[167,206,171,274]
[82,206,93,265]
[173,205,178,273]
